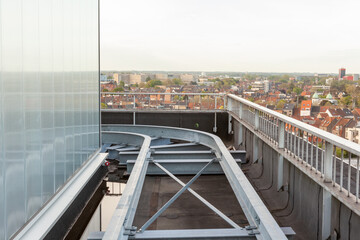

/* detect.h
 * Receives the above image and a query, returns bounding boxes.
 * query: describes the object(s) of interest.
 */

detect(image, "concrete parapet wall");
[101,111,231,141]
[233,121,360,240]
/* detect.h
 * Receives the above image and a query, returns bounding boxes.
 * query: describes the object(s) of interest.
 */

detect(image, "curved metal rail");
[102,132,152,240]
[101,124,288,240]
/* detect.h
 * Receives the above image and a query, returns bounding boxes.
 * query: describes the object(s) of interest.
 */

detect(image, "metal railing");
[101,92,225,111]
[227,94,360,209]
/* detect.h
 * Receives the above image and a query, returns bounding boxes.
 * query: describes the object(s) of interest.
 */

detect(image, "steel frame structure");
[96,125,291,240]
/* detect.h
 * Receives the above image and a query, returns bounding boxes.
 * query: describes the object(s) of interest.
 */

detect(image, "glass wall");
[0,0,100,238]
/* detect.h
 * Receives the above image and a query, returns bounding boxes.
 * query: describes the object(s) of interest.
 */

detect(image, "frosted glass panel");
[0,0,99,238]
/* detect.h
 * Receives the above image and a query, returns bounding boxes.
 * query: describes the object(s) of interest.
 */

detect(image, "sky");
[101,0,360,73]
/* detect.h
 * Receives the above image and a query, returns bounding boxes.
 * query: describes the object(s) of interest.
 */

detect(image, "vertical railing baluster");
[316,137,319,173]
[288,126,292,153]
[306,133,309,165]
[293,127,296,155]
[297,129,300,159]
[310,135,314,169]
[348,153,352,197]
[321,139,325,177]
[333,146,336,186]
[356,156,359,203]
[286,126,289,152]
[340,149,344,192]
[301,131,304,162]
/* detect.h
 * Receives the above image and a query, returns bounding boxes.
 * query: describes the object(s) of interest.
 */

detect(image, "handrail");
[101,92,225,96]
[227,94,360,157]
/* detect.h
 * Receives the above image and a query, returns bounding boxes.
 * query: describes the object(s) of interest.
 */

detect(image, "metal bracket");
[124,226,137,236]
[245,225,260,235]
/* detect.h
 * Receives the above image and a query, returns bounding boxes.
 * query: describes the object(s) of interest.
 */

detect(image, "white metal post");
[239,102,243,119]
[278,121,285,149]
[324,142,334,183]
[254,109,259,131]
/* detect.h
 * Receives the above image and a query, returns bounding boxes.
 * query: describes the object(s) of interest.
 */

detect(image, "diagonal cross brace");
[139,158,216,232]
[152,160,242,229]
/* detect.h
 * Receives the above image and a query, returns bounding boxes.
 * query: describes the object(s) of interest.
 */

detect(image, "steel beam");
[127,159,241,175]
[102,132,152,240]
[139,159,215,232]
[89,227,295,240]
[152,160,241,229]
[150,143,210,151]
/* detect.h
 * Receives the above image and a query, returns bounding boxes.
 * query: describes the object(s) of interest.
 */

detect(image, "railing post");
[324,142,334,183]
[254,109,259,131]
[278,121,285,149]
[239,102,243,119]
[133,95,136,109]
[227,96,232,112]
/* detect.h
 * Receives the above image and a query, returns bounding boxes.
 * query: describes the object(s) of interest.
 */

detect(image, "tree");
[145,79,162,88]
[276,100,286,109]
[339,96,352,107]
[119,81,125,87]
[331,80,346,92]
[171,78,183,85]
[293,87,302,95]
[145,76,151,82]
[113,87,124,92]
[345,85,360,108]
[101,103,107,109]
[102,88,109,92]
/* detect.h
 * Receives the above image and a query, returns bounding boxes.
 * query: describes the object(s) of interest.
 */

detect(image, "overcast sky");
[100,0,360,73]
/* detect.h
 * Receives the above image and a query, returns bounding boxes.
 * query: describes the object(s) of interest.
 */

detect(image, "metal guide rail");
[89,125,294,240]
[101,92,226,111]
[227,94,360,214]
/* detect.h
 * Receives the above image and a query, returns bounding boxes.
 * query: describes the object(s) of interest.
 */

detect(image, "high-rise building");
[0,0,100,238]
[263,80,270,93]
[353,74,359,81]
[339,68,346,80]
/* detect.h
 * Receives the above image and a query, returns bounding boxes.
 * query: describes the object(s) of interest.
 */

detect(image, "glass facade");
[0,0,100,238]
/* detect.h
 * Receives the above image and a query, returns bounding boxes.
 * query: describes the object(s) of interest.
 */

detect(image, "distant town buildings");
[180,74,194,83]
